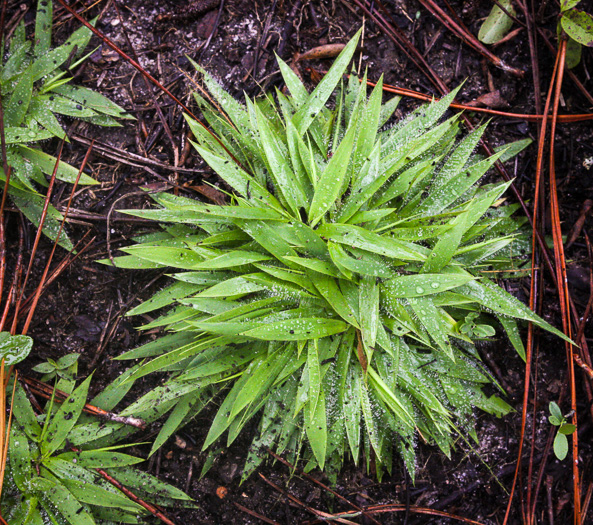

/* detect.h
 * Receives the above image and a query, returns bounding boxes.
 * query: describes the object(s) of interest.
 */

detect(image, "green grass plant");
[108,30,566,481]
[1,0,132,249]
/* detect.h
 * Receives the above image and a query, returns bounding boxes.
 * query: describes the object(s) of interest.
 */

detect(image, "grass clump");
[1,0,132,249]
[109,30,564,481]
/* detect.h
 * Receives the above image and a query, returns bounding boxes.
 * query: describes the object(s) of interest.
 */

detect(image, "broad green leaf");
[478,0,516,44]
[255,103,308,214]
[3,127,54,144]
[0,331,33,365]
[293,29,361,134]
[127,281,203,316]
[382,273,474,298]
[359,276,380,348]
[284,256,340,277]
[408,296,453,359]
[498,315,525,361]
[104,466,192,501]
[52,84,131,118]
[29,477,95,525]
[561,10,593,47]
[57,450,144,469]
[5,66,33,127]
[35,0,53,56]
[308,115,358,225]
[463,279,570,341]
[554,432,569,460]
[311,274,359,327]
[561,0,582,11]
[305,387,327,468]
[549,401,563,422]
[318,223,426,261]
[307,340,321,420]
[359,381,381,459]
[9,424,33,491]
[230,348,289,419]
[194,145,282,211]
[18,146,97,185]
[343,364,362,462]
[61,479,143,513]
[42,375,93,457]
[566,35,583,68]
[242,318,348,340]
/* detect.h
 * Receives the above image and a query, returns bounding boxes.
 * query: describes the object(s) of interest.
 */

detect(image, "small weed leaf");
[554,433,569,461]
[110,32,565,482]
[561,10,593,47]
[0,332,33,365]
[478,0,516,45]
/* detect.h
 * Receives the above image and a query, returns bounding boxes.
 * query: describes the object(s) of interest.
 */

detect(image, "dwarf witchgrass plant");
[1,0,132,249]
[107,30,565,481]
[3,374,194,524]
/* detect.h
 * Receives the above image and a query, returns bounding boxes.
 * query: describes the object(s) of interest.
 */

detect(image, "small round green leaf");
[565,36,583,68]
[561,0,584,12]
[558,423,576,435]
[548,415,562,426]
[561,10,593,47]
[553,432,569,460]
[0,332,33,365]
[478,0,516,44]
[549,401,563,421]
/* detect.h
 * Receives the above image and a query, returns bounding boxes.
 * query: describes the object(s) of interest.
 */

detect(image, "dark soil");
[6,0,593,523]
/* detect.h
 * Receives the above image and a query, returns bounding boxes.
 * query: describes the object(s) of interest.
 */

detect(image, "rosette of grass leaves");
[108,30,565,481]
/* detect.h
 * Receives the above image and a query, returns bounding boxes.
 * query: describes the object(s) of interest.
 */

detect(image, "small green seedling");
[549,401,576,460]
[559,0,593,69]
[32,353,80,382]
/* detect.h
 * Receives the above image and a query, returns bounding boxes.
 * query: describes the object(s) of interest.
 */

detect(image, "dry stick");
[21,375,146,428]
[18,233,95,318]
[502,40,561,525]
[9,141,65,334]
[0,225,23,332]
[232,502,281,525]
[112,0,179,168]
[304,503,486,525]
[417,0,524,76]
[575,235,593,347]
[367,79,593,122]
[70,133,202,174]
[21,143,94,335]
[201,0,225,53]
[258,473,360,525]
[266,448,382,525]
[516,0,542,118]
[244,0,277,82]
[548,38,581,525]
[347,0,446,93]
[92,466,177,525]
[55,0,250,174]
